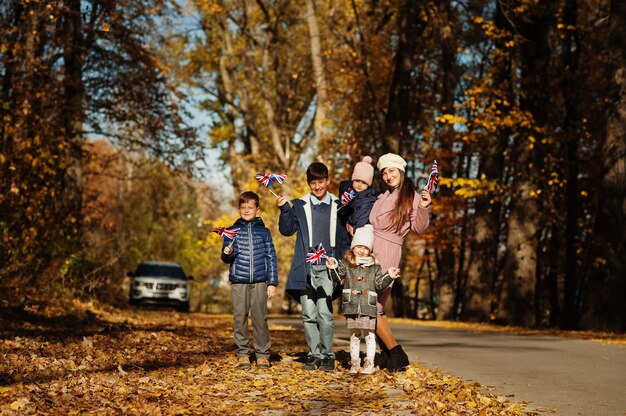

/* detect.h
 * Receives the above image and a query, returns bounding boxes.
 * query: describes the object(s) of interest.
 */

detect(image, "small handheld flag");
[255,173,287,197]
[340,188,356,206]
[423,160,439,193]
[305,243,328,265]
[211,226,239,240]
[269,173,286,184]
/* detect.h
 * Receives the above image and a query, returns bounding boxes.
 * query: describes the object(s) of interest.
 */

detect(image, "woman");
[369,153,432,371]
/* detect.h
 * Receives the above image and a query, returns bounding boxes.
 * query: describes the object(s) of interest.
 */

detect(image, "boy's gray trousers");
[231,282,271,359]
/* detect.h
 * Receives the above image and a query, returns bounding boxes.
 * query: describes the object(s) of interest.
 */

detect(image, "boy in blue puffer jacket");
[221,191,278,369]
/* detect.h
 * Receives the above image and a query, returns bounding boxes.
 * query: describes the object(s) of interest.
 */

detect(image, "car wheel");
[178,301,190,313]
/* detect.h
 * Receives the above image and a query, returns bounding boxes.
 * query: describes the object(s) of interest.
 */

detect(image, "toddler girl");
[340,156,378,236]
[326,224,400,374]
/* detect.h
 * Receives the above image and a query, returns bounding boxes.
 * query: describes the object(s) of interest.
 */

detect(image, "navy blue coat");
[221,217,278,286]
[348,188,378,229]
[278,193,350,299]
[338,180,378,230]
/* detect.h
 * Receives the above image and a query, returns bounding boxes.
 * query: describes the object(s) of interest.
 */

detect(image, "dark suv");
[128,261,192,312]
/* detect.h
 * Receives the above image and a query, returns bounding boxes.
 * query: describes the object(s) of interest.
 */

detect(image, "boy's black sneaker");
[319,357,334,372]
[302,356,321,370]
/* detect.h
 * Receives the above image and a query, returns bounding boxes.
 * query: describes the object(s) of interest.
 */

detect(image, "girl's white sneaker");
[360,357,375,374]
[349,359,361,374]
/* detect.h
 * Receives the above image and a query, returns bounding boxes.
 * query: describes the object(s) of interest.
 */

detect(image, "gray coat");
[328,259,395,318]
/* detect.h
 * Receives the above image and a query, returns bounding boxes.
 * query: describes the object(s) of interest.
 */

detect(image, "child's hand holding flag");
[305,243,328,265]
[211,226,240,248]
[340,187,356,207]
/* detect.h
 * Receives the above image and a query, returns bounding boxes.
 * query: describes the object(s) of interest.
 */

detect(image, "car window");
[135,264,186,280]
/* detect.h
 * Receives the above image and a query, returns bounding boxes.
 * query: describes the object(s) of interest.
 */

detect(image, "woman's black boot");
[387,345,409,372]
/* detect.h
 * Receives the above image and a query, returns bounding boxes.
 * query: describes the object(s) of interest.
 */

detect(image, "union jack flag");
[305,243,328,265]
[340,187,357,206]
[269,173,286,184]
[255,173,287,188]
[423,160,439,193]
[210,226,239,240]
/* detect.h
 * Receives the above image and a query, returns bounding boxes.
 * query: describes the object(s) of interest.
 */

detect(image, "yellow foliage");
[446,177,503,199]
[436,114,467,125]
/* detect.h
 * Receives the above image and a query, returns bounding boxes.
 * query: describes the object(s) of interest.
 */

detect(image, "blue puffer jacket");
[348,187,378,229]
[220,217,278,286]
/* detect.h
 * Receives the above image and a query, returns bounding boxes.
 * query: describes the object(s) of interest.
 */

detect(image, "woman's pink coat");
[369,190,430,309]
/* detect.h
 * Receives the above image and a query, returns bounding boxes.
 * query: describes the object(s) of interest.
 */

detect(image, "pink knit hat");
[351,156,374,186]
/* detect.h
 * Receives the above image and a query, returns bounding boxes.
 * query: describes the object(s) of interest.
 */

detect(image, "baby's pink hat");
[352,156,374,186]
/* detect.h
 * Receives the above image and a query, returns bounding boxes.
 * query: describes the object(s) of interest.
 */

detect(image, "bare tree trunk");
[495,1,553,327]
[212,7,304,186]
[463,202,501,321]
[435,248,456,320]
[220,26,260,157]
[497,179,539,326]
[62,0,85,242]
[1,3,25,204]
[382,0,420,154]
[583,0,626,330]
[432,2,459,321]
[546,226,561,326]
[561,0,583,329]
[463,0,514,324]
[217,21,261,196]
[305,0,329,145]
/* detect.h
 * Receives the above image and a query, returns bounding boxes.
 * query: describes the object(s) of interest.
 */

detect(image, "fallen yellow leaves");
[0,302,539,415]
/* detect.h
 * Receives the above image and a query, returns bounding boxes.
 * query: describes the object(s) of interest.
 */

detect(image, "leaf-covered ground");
[0,301,543,415]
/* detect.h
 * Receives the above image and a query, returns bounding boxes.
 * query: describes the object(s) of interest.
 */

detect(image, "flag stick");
[264,186,293,207]
[330,267,341,282]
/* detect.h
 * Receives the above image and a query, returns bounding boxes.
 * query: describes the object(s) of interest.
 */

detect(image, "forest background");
[1,0,624,331]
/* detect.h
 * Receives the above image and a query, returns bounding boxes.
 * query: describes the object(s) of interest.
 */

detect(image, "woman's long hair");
[344,247,376,268]
[386,170,416,232]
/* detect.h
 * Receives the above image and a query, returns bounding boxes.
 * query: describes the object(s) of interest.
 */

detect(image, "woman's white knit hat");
[377,153,407,172]
[351,224,375,250]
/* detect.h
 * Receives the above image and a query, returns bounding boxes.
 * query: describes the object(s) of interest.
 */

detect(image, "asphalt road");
[270,317,626,416]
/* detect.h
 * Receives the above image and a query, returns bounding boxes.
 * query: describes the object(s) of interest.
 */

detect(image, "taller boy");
[276,162,350,372]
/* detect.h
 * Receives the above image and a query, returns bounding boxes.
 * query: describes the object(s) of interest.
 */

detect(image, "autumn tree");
[167,0,624,329]
[0,0,204,299]
[82,140,222,306]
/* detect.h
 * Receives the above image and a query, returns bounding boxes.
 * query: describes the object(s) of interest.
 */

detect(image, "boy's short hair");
[239,191,260,207]
[306,162,329,182]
